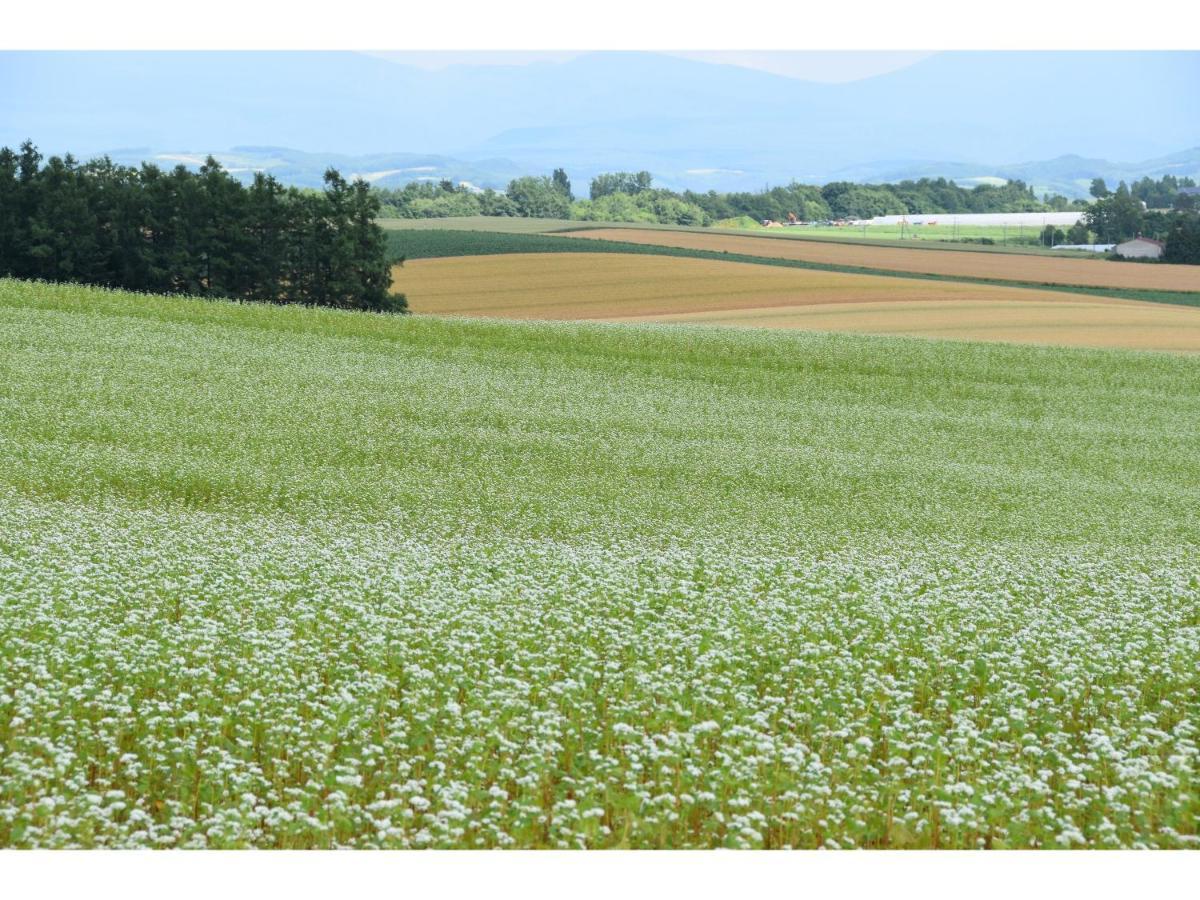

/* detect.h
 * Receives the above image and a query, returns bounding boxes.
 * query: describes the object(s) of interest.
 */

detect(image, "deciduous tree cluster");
[1085,177,1200,258]
[375,170,1092,228]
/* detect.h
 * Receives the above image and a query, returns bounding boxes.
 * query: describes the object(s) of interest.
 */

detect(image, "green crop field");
[2,278,1199,849]
[388,228,602,259]
[719,219,1072,247]
[379,216,1089,257]
[379,216,585,234]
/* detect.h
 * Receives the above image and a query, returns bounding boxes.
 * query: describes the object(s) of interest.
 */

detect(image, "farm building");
[1113,237,1165,260]
[1052,243,1115,253]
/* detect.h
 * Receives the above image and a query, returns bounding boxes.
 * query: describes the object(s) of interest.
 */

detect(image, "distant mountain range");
[88,145,1200,203]
[829,148,1200,199]
[3,51,1198,197]
[99,147,527,193]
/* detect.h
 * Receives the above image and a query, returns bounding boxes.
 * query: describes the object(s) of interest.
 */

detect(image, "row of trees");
[376,170,1088,227]
[0,142,402,312]
[374,169,575,221]
[1090,175,1197,210]
[375,169,711,226]
[1083,178,1200,257]
[372,166,1199,262]
[685,177,1076,223]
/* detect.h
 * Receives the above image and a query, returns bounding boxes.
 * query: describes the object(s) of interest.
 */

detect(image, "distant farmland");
[396,253,1200,352]
[561,228,1200,293]
[715,212,1085,247]
[381,216,1087,256]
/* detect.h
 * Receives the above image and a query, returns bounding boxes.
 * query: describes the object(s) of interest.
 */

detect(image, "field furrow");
[396,253,1200,352]
[559,228,1200,293]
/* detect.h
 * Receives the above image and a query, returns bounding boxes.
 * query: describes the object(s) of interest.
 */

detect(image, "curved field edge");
[2,278,1199,849]
[379,216,1103,258]
[4,276,1200,545]
[394,253,1200,354]
[386,230,1200,310]
[567,229,1200,296]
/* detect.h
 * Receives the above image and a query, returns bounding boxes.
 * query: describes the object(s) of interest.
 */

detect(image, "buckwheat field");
[1,279,1198,849]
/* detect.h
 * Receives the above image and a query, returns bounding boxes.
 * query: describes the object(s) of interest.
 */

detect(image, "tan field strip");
[396,253,1200,352]
[559,228,1200,293]
[619,299,1200,352]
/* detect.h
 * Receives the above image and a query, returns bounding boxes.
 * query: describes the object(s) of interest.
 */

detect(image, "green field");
[379,216,1089,257]
[2,278,1199,849]
[380,216,586,234]
[720,219,1073,247]
[388,228,595,259]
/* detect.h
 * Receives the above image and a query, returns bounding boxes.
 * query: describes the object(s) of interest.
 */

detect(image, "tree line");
[375,170,1090,227]
[1090,175,1198,212]
[1083,177,1200,261]
[0,142,403,312]
[375,167,1200,262]
[684,177,1080,223]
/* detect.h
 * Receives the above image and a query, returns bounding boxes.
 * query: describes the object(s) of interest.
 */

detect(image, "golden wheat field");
[560,228,1200,293]
[395,253,1200,351]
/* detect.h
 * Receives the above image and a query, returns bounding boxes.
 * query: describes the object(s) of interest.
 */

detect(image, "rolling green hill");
[2,278,1198,848]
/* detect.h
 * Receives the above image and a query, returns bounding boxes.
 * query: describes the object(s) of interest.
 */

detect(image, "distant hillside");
[101,146,525,191]
[87,145,1200,200]
[832,148,1200,199]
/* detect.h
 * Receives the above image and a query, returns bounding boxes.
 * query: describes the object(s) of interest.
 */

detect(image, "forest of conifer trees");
[0,142,403,312]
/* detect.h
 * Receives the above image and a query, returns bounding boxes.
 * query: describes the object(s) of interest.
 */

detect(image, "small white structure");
[862,212,1084,228]
[1114,237,1165,260]
[1052,243,1115,253]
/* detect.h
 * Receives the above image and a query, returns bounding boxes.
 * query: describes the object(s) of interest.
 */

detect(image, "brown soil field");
[395,253,1200,352]
[560,228,1200,293]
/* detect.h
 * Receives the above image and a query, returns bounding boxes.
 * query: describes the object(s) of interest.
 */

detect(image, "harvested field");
[396,253,1200,351]
[622,298,1200,353]
[561,228,1200,293]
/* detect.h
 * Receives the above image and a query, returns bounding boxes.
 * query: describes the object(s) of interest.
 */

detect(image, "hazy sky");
[364,51,936,83]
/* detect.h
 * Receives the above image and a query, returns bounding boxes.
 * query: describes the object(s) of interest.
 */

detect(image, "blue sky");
[363,51,936,83]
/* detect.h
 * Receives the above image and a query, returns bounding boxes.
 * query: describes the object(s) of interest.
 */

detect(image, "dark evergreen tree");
[1164,214,1200,264]
[25,155,102,282]
[244,173,291,303]
[347,178,400,312]
[0,142,404,310]
[552,168,573,201]
[0,147,20,275]
[322,169,359,308]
